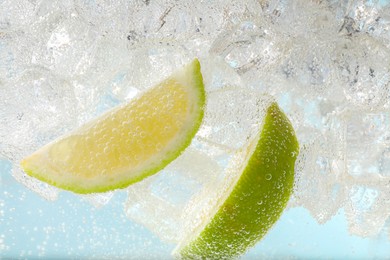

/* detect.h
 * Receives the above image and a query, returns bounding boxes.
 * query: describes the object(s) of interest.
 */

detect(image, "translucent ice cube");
[0,67,77,162]
[292,132,347,224]
[125,143,228,243]
[0,0,35,31]
[12,167,59,201]
[199,88,273,150]
[339,0,390,37]
[333,34,390,109]
[346,111,390,177]
[345,185,390,237]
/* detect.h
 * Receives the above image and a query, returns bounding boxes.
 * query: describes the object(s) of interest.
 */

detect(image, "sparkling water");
[1,0,389,258]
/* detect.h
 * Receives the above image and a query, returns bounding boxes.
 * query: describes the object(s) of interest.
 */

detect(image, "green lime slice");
[176,102,299,259]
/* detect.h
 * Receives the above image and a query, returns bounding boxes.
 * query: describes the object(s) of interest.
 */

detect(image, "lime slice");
[21,59,205,194]
[176,102,299,259]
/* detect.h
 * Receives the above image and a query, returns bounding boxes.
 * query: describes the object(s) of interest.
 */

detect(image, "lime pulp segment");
[21,59,205,194]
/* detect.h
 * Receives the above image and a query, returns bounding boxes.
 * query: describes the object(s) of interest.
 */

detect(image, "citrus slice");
[21,59,205,194]
[176,102,299,259]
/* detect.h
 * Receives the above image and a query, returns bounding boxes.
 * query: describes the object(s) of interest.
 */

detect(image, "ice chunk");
[125,143,227,243]
[209,18,281,91]
[0,0,35,30]
[200,56,244,92]
[333,35,390,109]
[198,88,273,150]
[292,131,347,224]
[0,67,77,160]
[12,167,59,201]
[345,185,390,237]
[339,0,390,38]
[345,111,390,178]
[125,135,251,244]
[293,108,390,233]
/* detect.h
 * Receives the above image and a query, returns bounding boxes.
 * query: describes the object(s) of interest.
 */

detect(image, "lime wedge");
[176,102,299,259]
[21,59,205,194]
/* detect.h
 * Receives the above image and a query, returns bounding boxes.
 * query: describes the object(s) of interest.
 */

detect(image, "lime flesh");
[21,59,205,194]
[177,102,299,259]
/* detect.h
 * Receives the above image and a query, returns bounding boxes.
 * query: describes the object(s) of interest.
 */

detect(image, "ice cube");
[0,0,35,30]
[345,185,390,237]
[345,111,390,178]
[125,143,227,243]
[200,56,244,92]
[199,88,273,150]
[339,0,390,37]
[333,34,390,109]
[0,67,78,161]
[209,18,281,88]
[292,131,347,224]
[12,167,59,201]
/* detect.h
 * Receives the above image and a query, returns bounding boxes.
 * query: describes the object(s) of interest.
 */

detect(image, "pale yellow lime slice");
[21,59,205,194]
[176,102,299,259]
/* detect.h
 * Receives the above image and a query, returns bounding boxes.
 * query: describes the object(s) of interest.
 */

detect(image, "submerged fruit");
[176,102,299,259]
[21,59,205,194]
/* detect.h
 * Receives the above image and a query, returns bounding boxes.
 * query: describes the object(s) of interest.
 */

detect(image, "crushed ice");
[0,0,389,242]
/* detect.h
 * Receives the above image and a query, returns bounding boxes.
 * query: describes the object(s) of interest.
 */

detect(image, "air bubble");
[155,143,163,151]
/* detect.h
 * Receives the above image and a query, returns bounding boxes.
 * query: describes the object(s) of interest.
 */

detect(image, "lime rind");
[21,59,205,194]
[177,102,299,259]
